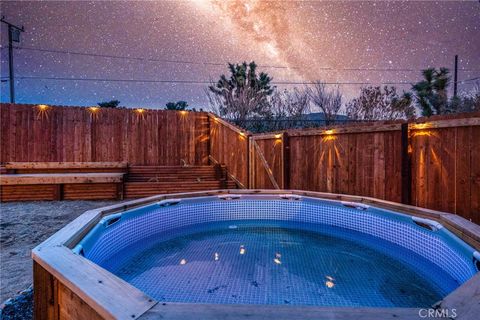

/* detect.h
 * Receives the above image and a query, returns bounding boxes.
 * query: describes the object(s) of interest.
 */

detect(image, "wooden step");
[16,168,126,174]
[125,165,228,183]
[126,177,223,182]
[124,180,237,198]
[124,181,236,189]
[128,165,218,171]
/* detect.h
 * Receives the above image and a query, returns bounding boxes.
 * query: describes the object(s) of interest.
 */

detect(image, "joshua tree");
[412,68,450,116]
[166,101,188,110]
[346,86,416,121]
[306,81,342,125]
[208,61,274,125]
[97,100,120,108]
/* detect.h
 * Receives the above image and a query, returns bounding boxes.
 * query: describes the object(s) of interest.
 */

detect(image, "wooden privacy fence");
[1,104,479,224]
[0,104,209,165]
[286,124,404,203]
[409,117,480,224]
[240,113,480,224]
[208,114,249,188]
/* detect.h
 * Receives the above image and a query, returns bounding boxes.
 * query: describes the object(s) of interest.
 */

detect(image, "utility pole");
[453,55,458,99]
[1,16,24,103]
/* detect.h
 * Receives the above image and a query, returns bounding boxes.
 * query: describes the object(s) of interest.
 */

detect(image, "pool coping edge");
[32,189,480,320]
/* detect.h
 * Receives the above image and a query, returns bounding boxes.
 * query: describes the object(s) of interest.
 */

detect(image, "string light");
[325,276,335,288]
[410,122,430,130]
[274,252,282,264]
[410,122,435,137]
[35,104,50,119]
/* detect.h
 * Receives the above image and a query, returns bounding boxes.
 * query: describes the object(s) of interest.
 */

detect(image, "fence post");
[282,132,290,190]
[248,135,254,189]
[401,123,412,205]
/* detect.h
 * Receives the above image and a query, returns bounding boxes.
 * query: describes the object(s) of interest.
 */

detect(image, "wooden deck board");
[5,161,128,169]
[0,173,124,185]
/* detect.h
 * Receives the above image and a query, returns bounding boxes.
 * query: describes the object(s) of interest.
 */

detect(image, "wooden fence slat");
[455,126,472,220]
[470,126,480,224]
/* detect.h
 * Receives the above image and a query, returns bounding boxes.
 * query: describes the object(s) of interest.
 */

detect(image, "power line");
[460,76,480,83]
[3,45,479,73]
[6,46,288,69]
[8,74,479,86]
[13,75,417,85]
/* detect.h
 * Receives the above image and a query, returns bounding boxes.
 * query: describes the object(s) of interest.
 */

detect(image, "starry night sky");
[0,0,479,109]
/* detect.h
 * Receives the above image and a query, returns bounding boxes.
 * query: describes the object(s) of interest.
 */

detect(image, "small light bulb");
[274,252,282,264]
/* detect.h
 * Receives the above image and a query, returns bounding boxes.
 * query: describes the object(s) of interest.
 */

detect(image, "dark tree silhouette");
[346,86,416,120]
[307,81,342,125]
[97,100,120,108]
[208,61,274,124]
[166,101,188,110]
[412,68,450,116]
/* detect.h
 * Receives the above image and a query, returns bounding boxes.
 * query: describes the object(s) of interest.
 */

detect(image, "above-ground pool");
[74,194,480,309]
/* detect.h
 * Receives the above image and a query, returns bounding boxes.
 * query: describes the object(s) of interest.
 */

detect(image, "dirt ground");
[0,200,121,302]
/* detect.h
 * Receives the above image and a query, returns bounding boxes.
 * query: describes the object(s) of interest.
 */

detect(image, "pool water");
[108,221,453,307]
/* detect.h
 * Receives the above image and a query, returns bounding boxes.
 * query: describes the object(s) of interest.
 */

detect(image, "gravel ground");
[0,200,121,316]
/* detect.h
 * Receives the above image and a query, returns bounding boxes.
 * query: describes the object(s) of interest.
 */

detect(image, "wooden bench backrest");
[4,162,128,174]
[0,173,125,185]
[5,162,127,169]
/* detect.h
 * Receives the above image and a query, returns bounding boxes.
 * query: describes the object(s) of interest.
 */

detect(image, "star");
[0,0,478,108]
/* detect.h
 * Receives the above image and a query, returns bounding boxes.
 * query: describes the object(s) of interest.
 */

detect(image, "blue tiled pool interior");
[77,196,479,307]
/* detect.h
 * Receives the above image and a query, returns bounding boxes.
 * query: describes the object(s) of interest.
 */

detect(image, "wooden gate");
[248,133,287,189]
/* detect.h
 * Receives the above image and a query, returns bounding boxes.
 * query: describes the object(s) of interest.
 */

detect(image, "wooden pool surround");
[32,190,480,320]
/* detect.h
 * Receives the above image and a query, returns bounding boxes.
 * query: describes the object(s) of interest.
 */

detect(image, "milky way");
[0,1,479,109]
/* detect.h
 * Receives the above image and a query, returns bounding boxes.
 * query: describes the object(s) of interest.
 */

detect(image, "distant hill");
[231,112,351,133]
[294,112,349,122]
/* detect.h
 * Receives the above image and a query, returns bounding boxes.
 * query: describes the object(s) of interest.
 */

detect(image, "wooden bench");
[0,162,127,202]
[4,162,127,174]
[0,173,124,185]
